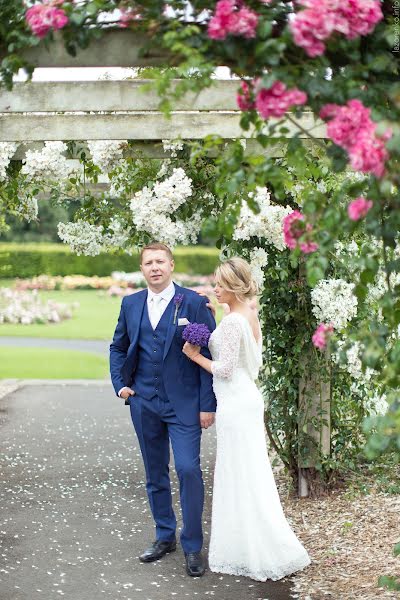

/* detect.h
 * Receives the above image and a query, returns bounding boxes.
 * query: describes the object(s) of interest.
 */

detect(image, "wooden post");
[298,346,331,497]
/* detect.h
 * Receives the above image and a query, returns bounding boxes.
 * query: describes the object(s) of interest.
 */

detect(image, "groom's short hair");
[140,242,174,263]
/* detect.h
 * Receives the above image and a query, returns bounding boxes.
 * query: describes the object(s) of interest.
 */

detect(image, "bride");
[183,257,311,581]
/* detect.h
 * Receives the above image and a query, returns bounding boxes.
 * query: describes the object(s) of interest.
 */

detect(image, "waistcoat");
[132,299,173,400]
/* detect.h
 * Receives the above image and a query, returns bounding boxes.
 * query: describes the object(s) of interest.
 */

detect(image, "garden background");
[1,1,400,598]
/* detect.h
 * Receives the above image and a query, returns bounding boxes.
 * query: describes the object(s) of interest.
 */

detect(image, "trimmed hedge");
[0,243,220,278]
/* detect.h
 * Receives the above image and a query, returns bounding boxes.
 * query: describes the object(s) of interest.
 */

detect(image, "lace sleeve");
[211,316,242,380]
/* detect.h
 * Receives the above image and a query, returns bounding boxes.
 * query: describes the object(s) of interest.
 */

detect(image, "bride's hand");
[196,291,216,318]
[182,342,201,360]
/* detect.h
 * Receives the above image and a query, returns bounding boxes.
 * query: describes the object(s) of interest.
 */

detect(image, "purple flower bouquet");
[182,322,211,347]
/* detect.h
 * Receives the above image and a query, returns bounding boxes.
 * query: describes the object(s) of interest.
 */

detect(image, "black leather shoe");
[139,539,176,563]
[185,551,206,577]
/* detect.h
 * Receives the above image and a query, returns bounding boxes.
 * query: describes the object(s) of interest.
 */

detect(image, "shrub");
[0,243,220,278]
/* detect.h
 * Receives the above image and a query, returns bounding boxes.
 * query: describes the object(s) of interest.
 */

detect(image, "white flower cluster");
[0,287,72,325]
[130,168,201,247]
[16,193,38,222]
[0,142,18,181]
[233,187,292,250]
[311,279,358,330]
[156,160,171,179]
[334,340,375,382]
[368,268,400,307]
[57,220,105,256]
[332,338,387,416]
[347,379,388,416]
[21,141,74,182]
[367,240,400,307]
[108,160,132,198]
[334,239,360,262]
[290,182,306,206]
[205,192,222,217]
[364,392,388,416]
[162,139,184,157]
[103,217,130,249]
[249,247,269,291]
[87,140,126,173]
[334,238,400,309]
[316,181,327,193]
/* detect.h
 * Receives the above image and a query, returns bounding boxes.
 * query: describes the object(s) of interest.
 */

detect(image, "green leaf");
[86,2,99,16]
[258,20,273,39]
[65,42,77,57]
[360,269,376,284]
[69,12,86,26]
[258,72,277,90]
[354,283,367,302]
[378,575,400,592]
[307,265,325,287]
[385,135,400,154]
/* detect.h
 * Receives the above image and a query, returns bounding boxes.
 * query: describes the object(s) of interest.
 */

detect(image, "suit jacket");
[109,283,217,425]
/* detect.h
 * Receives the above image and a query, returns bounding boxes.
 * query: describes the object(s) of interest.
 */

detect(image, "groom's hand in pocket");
[200,412,215,429]
[119,387,136,401]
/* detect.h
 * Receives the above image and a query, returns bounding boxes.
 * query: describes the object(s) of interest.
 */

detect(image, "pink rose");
[299,240,319,253]
[348,127,391,178]
[347,197,373,221]
[320,99,374,150]
[312,323,334,350]
[283,210,305,250]
[26,4,69,38]
[119,7,141,28]
[255,81,307,119]
[230,5,259,38]
[236,81,255,111]
[320,99,391,178]
[208,0,259,40]
[283,210,318,254]
[290,0,383,57]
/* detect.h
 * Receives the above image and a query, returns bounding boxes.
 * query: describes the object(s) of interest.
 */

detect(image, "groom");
[109,242,216,577]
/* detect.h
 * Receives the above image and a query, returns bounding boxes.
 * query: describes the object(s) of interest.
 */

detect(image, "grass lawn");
[0,280,223,340]
[0,347,108,379]
[0,286,121,340]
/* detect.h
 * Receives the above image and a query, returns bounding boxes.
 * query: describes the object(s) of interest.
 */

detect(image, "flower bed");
[0,287,75,325]
[13,272,215,297]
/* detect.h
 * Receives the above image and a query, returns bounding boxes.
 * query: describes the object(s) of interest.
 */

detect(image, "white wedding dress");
[208,312,311,581]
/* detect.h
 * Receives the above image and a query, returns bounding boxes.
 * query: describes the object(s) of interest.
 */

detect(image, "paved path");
[0,383,292,600]
[0,337,109,356]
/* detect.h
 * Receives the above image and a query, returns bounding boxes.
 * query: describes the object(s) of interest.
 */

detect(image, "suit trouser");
[130,394,204,554]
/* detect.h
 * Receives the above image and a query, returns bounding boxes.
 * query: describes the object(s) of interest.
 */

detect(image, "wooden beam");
[11,140,287,161]
[0,80,239,113]
[16,30,170,68]
[0,112,326,142]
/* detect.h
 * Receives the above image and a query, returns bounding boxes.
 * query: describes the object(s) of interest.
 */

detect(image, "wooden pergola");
[0,31,325,147]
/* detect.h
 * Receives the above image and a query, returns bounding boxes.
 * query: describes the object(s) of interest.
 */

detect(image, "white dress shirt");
[147,280,176,330]
[118,281,176,397]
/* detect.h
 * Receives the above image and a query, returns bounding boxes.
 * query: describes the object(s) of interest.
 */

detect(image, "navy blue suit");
[110,283,216,553]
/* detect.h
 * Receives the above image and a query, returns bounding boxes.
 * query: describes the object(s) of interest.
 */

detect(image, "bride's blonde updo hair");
[215,257,258,301]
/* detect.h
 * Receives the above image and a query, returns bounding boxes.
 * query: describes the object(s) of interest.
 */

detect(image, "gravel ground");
[0,382,292,600]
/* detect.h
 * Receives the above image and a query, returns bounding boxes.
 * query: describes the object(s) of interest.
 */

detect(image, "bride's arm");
[184,348,213,374]
[183,317,242,379]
